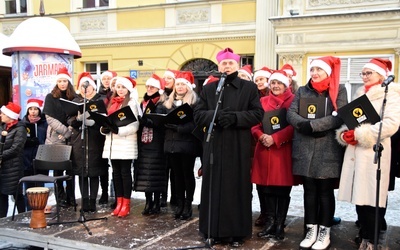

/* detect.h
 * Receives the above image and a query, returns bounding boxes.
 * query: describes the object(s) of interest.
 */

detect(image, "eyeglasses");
[359,71,375,78]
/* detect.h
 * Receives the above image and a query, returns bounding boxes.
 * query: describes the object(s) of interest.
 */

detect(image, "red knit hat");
[281,64,297,76]
[101,70,117,80]
[56,66,72,83]
[310,56,341,111]
[146,74,165,94]
[363,58,392,79]
[1,102,21,120]
[26,98,44,109]
[203,75,219,86]
[238,65,253,80]
[176,71,196,90]
[216,48,240,63]
[78,72,97,89]
[267,70,289,88]
[253,67,273,82]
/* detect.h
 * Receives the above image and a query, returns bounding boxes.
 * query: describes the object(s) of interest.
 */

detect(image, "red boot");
[118,198,131,217]
[111,197,123,216]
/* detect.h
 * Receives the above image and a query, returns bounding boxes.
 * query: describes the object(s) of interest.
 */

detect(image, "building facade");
[0,0,399,102]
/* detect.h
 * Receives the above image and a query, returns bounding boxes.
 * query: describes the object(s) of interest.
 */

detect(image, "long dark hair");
[50,81,76,100]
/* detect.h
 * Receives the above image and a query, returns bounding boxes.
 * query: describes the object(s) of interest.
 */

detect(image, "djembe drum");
[26,187,50,228]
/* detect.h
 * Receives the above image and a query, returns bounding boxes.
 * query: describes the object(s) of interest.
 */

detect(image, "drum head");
[26,187,50,193]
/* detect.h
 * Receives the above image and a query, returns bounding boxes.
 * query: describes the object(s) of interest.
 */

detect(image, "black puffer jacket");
[0,121,27,195]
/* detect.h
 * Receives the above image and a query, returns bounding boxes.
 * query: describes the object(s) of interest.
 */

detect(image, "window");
[5,0,27,15]
[83,0,109,9]
[241,55,254,68]
[85,62,108,89]
[308,55,394,101]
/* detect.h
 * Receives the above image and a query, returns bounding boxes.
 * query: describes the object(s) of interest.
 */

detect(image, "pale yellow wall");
[31,0,70,15]
[117,9,165,30]
[76,39,255,97]
[117,0,166,8]
[222,1,256,23]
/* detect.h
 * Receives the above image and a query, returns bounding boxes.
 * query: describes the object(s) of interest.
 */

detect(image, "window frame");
[4,0,27,16]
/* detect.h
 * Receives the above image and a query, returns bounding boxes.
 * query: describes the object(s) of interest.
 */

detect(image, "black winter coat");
[134,97,167,193]
[194,71,263,239]
[22,113,48,172]
[68,94,108,177]
[0,121,27,195]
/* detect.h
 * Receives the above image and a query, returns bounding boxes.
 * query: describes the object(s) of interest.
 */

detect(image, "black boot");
[99,192,108,205]
[89,199,96,212]
[151,192,161,214]
[275,196,290,240]
[82,198,90,212]
[160,192,167,208]
[174,199,184,219]
[180,199,193,220]
[142,192,153,215]
[255,191,267,227]
[257,195,277,238]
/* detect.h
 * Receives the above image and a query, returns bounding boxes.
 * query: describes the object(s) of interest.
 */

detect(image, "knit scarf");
[108,96,125,115]
[141,96,160,144]
[28,115,41,124]
[311,77,330,94]
[365,81,381,93]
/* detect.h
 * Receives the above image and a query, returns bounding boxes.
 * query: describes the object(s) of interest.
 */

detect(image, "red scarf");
[5,120,18,131]
[108,96,125,115]
[365,82,381,93]
[311,77,330,94]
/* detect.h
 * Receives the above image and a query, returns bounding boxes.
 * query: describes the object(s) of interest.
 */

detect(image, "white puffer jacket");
[102,99,140,160]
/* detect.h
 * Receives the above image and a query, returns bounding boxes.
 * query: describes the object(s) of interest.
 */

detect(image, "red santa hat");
[26,98,44,110]
[253,67,273,82]
[176,71,196,90]
[1,102,21,120]
[163,69,179,79]
[146,74,165,94]
[281,64,297,76]
[101,70,117,80]
[238,65,253,80]
[55,66,72,83]
[267,70,289,88]
[114,76,138,101]
[203,75,219,86]
[363,58,392,79]
[78,72,97,90]
[216,48,240,63]
[310,56,341,111]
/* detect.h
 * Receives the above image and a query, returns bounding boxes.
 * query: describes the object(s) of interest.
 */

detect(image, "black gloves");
[218,112,237,128]
[139,116,154,127]
[164,123,179,131]
[298,121,313,135]
[100,126,111,134]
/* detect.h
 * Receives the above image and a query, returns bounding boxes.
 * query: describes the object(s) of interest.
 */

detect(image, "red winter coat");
[251,90,299,186]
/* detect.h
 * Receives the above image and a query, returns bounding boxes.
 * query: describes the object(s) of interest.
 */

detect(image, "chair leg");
[54,183,60,223]
[11,182,21,221]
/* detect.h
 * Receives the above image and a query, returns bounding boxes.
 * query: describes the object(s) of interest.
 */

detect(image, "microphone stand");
[177,75,226,250]
[372,83,388,249]
[50,85,107,235]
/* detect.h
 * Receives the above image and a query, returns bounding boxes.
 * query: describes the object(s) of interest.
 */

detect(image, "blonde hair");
[163,86,198,109]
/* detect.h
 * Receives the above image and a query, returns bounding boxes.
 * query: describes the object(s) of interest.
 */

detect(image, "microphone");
[382,75,395,87]
[215,73,227,95]
[0,131,7,165]
[81,81,90,88]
